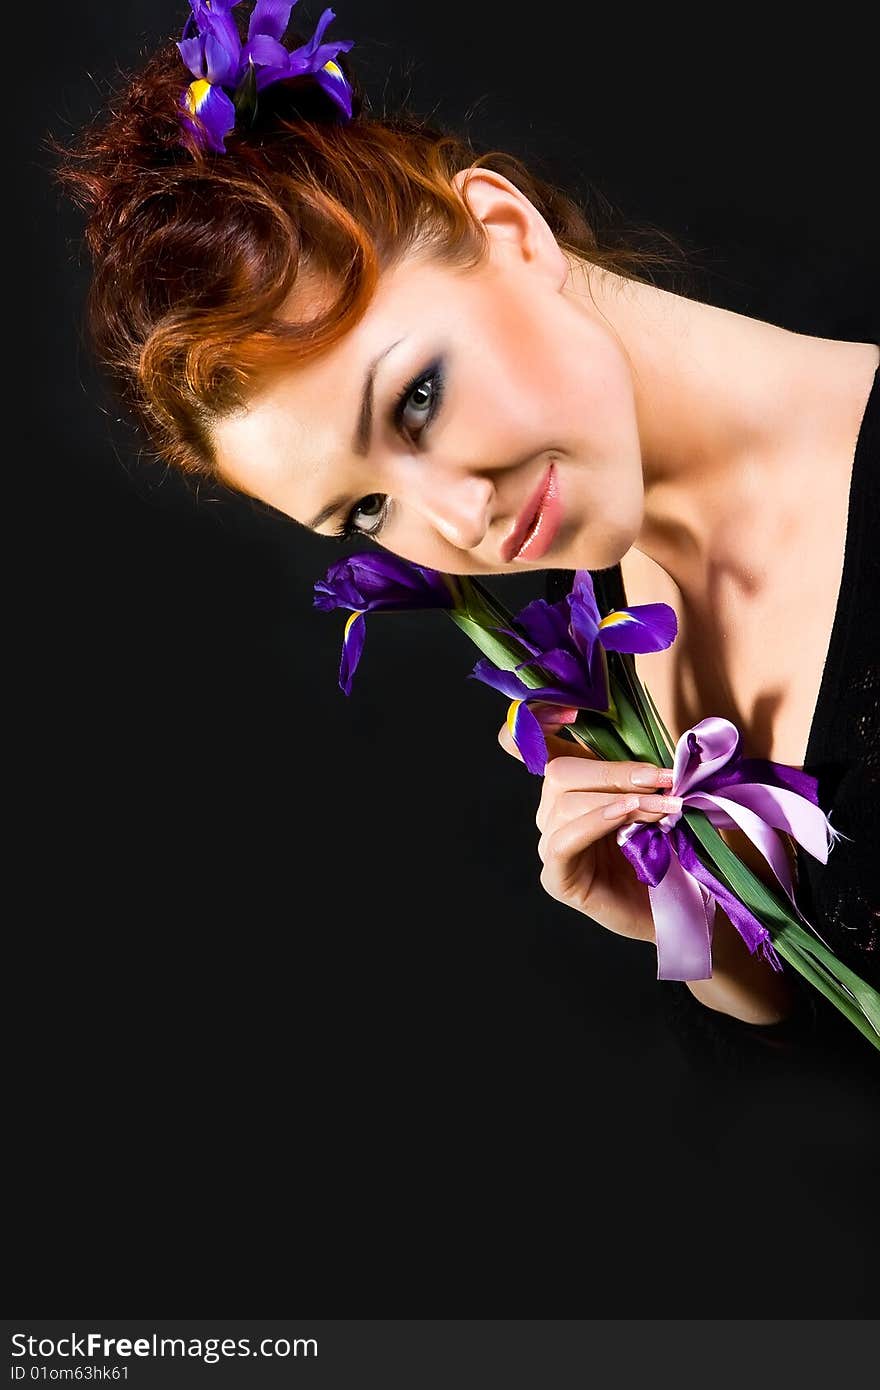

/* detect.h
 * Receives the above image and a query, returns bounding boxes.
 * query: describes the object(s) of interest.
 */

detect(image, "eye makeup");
[330,357,446,540]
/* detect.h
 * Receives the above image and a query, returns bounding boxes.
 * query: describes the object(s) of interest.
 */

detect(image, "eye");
[332,360,446,543]
[333,493,388,540]
[393,359,445,442]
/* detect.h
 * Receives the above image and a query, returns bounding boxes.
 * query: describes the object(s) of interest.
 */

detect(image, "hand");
[498,710,681,943]
[499,711,798,1023]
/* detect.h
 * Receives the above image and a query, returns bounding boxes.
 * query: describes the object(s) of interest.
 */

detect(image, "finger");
[542,755,675,798]
[537,788,680,834]
[538,788,610,835]
[539,796,639,901]
[538,796,644,901]
[538,794,677,851]
[497,717,598,763]
[498,719,523,759]
[496,712,675,795]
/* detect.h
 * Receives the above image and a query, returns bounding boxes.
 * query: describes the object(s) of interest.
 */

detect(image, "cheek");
[542,336,644,569]
[552,329,639,456]
[450,355,552,458]
[474,301,641,467]
[449,291,577,452]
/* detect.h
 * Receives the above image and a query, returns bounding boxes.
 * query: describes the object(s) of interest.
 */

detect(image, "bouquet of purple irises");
[314,553,880,1051]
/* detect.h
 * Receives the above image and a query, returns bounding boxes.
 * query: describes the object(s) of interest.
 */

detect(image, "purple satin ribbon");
[616,716,846,981]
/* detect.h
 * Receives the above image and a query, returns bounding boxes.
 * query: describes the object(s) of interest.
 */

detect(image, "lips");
[500,462,563,564]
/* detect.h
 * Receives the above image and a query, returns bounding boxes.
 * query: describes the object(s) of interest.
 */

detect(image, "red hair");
[56,5,690,477]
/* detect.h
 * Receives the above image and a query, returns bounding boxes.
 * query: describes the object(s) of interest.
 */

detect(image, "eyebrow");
[306,336,407,532]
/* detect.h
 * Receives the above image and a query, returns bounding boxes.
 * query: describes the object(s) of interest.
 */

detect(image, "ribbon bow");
[615,716,845,981]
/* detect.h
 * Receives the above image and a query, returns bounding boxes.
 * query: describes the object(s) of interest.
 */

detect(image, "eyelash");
[331,359,445,541]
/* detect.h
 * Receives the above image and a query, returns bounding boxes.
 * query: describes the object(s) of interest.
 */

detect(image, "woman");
[58,1,878,1062]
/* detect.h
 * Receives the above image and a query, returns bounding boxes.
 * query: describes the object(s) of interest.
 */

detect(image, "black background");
[15,1,879,1314]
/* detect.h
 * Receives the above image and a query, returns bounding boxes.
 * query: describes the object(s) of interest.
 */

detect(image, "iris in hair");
[178,1,355,154]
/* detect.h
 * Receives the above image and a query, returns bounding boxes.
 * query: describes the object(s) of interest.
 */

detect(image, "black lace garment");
[545,354,879,1075]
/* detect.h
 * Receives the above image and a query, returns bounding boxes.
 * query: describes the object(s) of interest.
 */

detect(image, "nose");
[401,461,495,552]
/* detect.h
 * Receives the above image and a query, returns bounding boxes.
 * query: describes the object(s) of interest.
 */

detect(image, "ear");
[451,166,570,289]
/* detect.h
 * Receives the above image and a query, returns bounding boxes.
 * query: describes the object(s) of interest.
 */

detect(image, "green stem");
[566,716,632,762]
[771,935,880,1050]
[452,580,631,761]
[611,680,663,763]
[614,652,669,765]
[445,578,879,1051]
[772,921,880,1032]
[679,806,879,1046]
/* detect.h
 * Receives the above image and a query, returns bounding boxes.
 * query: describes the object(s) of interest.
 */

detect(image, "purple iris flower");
[178,0,354,154]
[314,554,460,695]
[470,569,677,774]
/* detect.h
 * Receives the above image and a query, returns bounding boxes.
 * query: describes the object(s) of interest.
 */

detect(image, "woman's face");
[213,169,646,575]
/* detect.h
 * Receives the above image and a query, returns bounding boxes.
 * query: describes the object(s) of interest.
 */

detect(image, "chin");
[551,522,640,576]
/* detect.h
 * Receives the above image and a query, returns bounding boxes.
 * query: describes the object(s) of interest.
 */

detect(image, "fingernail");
[640,794,684,813]
[630,766,670,787]
[534,704,579,728]
[604,795,640,819]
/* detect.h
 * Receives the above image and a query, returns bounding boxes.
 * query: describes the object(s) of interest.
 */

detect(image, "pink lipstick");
[501,462,563,564]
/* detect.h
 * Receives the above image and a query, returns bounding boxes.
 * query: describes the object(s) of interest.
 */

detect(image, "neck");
[565,257,877,594]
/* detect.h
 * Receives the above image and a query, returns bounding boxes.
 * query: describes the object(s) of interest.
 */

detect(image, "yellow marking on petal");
[507,699,523,735]
[344,610,364,640]
[186,78,212,114]
[598,609,635,628]
[323,60,343,78]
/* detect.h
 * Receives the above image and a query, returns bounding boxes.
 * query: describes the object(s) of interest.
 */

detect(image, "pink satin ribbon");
[615,716,846,981]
